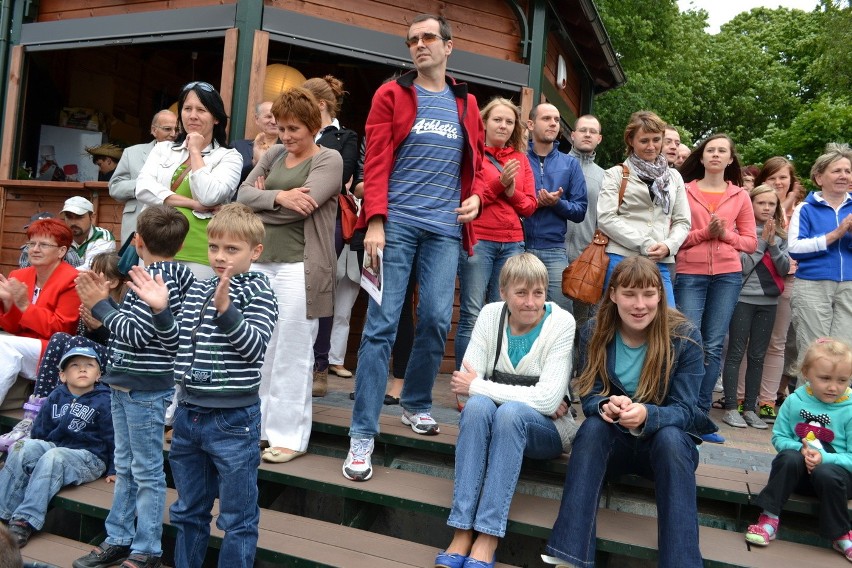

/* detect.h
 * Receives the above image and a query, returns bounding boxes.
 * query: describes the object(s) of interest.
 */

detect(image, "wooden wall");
[544,32,582,119]
[266,0,527,64]
[36,0,236,21]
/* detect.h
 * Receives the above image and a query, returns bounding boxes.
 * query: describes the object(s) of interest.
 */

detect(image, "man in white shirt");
[60,196,116,270]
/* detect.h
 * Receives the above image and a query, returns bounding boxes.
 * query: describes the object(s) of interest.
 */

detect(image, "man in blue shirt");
[524,103,588,313]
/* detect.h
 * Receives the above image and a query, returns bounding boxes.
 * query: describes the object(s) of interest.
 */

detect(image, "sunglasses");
[404,32,447,48]
[182,81,216,93]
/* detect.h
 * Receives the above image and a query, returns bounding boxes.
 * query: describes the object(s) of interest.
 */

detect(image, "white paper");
[360,248,383,305]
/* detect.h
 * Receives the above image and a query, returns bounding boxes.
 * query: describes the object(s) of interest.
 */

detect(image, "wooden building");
[0,0,624,371]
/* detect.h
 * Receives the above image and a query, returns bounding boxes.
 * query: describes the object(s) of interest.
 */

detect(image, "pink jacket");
[676,181,757,275]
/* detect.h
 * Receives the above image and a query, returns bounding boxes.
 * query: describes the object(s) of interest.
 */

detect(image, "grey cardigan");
[238,145,343,318]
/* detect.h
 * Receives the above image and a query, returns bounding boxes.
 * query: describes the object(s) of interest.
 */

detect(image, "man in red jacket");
[344,13,485,482]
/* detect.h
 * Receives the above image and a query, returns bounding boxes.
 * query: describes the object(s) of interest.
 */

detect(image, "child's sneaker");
[745,513,779,546]
[722,409,747,428]
[342,438,374,481]
[0,418,34,452]
[72,542,131,568]
[120,554,162,568]
[758,403,777,423]
[742,411,768,430]
[833,530,852,562]
[8,519,33,547]
[401,410,440,435]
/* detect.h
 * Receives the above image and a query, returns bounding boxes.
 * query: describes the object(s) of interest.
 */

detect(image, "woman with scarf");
[598,111,691,306]
[675,134,757,443]
[455,97,537,369]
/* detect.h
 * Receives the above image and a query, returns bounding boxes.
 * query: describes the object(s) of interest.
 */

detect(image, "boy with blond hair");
[130,202,277,568]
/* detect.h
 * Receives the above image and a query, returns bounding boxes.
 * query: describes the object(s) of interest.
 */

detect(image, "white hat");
[62,196,94,215]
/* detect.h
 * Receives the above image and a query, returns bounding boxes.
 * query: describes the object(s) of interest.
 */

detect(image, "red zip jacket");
[474,145,537,242]
[676,180,757,275]
[358,70,485,255]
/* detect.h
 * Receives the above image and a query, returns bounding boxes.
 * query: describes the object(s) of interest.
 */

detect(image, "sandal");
[833,530,852,562]
[712,397,725,410]
[745,514,778,546]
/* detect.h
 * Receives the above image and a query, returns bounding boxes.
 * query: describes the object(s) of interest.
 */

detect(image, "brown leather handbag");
[561,164,628,304]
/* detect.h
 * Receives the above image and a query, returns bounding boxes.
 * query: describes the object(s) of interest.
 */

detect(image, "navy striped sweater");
[152,271,277,408]
[92,261,195,391]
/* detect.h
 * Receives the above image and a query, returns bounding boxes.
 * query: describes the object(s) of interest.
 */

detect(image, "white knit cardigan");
[465,301,578,451]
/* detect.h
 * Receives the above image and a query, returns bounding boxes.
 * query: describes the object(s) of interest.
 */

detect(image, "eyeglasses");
[154,126,178,133]
[405,33,447,47]
[575,127,600,135]
[182,81,215,93]
[25,241,63,250]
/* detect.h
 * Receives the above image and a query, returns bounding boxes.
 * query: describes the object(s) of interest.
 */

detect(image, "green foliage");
[591,0,851,178]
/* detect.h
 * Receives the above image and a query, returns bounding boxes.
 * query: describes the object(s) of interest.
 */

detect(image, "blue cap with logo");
[58,346,101,371]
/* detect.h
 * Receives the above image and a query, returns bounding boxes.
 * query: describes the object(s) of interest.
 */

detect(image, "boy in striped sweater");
[73,205,194,568]
[129,203,277,568]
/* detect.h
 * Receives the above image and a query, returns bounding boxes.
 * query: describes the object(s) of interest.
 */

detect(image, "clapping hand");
[762,219,776,245]
[6,278,29,312]
[126,266,168,313]
[75,271,111,309]
[213,265,233,314]
[499,159,520,194]
[537,187,563,207]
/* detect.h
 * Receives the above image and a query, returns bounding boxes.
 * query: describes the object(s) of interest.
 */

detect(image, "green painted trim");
[229,0,264,142]
[540,79,577,127]
[527,0,547,103]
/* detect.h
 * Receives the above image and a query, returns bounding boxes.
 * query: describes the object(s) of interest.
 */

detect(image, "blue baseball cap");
[58,346,101,371]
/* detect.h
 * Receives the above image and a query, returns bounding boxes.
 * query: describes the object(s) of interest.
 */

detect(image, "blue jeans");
[105,388,173,556]
[351,221,459,439]
[545,418,701,568]
[448,397,562,536]
[526,247,572,313]
[604,254,676,306]
[169,402,261,568]
[455,240,525,368]
[0,439,104,529]
[674,272,742,430]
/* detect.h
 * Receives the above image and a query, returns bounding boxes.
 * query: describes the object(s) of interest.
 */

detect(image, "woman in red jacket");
[455,97,537,368]
[675,133,756,443]
[0,219,80,405]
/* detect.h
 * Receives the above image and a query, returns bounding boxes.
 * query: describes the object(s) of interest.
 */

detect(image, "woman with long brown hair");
[543,256,703,568]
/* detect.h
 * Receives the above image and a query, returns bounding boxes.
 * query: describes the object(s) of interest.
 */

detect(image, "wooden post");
[0,46,25,180]
[243,30,270,141]
[220,28,239,141]
[520,86,534,123]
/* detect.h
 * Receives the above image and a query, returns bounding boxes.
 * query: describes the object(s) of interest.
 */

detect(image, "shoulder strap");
[619,164,629,208]
[491,303,509,378]
[170,158,192,193]
[484,152,503,173]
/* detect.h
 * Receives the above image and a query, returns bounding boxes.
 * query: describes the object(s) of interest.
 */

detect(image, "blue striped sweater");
[152,271,277,408]
[92,261,195,391]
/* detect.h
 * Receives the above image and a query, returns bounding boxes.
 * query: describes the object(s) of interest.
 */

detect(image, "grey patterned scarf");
[628,153,672,214]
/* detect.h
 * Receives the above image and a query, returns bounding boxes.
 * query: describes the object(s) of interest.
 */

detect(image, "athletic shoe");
[120,554,162,568]
[72,543,131,568]
[758,404,777,423]
[401,410,440,435]
[742,411,768,429]
[701,432,725,444]
[0,418,34,453]
[8,519,33,547]
[722,410,747,428]
[342,438,374,481]
[713,374,724,393]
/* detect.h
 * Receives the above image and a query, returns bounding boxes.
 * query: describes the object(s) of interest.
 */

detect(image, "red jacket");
[676,180,757,275]
[0,262,80,356]
[474,145,537,242]
[359,71,485,255]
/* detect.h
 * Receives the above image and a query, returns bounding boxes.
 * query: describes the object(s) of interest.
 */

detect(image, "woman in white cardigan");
[437,253,577,568]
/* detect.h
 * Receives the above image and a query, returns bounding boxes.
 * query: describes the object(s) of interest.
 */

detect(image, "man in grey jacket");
[109,110,178,242]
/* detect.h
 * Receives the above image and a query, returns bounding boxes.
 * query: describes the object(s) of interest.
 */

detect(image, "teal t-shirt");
[506,304,552,367]
[614,330,647,397]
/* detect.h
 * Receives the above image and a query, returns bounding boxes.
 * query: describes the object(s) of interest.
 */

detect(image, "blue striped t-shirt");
[387,84,464,238]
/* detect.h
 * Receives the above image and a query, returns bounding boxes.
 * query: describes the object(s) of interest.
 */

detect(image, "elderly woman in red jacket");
[0,219,80,405]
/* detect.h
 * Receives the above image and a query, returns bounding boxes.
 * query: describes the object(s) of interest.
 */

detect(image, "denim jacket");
[578,319,703,443]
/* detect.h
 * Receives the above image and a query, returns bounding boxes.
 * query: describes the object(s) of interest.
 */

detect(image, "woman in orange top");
[0,219,80,405]
[675,133,756,443]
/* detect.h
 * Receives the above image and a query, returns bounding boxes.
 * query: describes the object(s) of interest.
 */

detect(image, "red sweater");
[474,145,537,242]
[0,262,80,356]
[676,181,757,275]
[359,71,485,255]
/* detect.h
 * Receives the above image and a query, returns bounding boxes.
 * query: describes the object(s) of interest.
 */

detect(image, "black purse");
[486,304,539,387]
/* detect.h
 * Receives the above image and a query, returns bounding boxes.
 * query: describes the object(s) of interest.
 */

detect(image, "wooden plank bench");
[21,532,93,568]
[254,452,839,568]
[47,481,520,568]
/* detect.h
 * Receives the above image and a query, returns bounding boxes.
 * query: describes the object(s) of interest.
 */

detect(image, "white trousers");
[254,262,317,451]
[329,268,361,366]
[0,333,41,405]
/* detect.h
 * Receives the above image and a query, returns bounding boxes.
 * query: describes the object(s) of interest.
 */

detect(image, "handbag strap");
[618,163,629,210]
[484,151,503,173]
[170,158,192,193]
[490,303,509,379]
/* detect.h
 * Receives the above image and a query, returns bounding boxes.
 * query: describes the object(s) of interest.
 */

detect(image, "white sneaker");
[713,374,724,393]
[342,438,374,481]
[401,410,440,435]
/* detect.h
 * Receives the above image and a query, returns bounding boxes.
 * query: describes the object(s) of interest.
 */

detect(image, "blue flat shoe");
[462,556,495,568]
[701,432,725,444]
[435,551,467,568]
